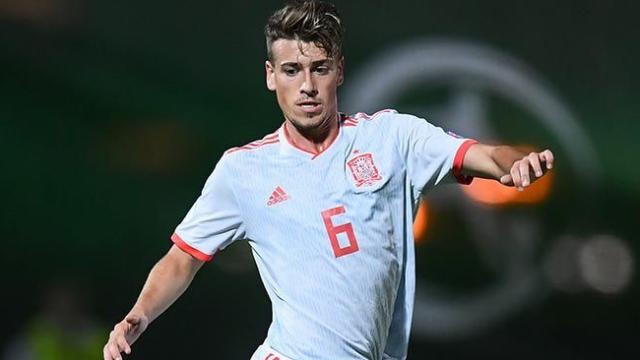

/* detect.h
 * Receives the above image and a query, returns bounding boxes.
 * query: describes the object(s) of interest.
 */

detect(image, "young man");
[103,1,554,359]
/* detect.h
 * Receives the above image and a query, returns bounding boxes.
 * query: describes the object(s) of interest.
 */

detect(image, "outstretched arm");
[460,144,554,190]
[103,245,204,360]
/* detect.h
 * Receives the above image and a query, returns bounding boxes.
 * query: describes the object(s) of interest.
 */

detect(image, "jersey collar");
[279,114,344,160]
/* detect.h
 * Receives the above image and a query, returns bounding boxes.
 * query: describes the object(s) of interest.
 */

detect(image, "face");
[266,39,344,132]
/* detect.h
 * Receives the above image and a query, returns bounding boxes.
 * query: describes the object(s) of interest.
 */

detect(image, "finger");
[108,342,123,360]
[116,335,132,355]
[510,162,522,190]
[519,159,531,187]
[103,344,112,360]
[528,152,543,178]
[540,149,554,169]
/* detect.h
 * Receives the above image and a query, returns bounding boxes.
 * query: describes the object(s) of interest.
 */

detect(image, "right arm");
[103,245,204,360]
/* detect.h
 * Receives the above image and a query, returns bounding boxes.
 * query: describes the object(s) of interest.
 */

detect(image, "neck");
[284,113,340,155]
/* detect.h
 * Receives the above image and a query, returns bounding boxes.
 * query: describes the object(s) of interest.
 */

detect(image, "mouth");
[296,100,322,114]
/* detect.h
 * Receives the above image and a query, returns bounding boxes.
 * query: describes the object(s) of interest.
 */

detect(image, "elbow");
[159,246,204,279]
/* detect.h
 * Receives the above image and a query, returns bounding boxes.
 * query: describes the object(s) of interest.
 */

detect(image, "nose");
[300,69,318,97]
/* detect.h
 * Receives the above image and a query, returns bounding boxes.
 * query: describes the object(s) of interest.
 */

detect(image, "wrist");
[127,306,150,322]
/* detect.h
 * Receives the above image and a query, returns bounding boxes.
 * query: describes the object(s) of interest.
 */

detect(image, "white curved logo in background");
[216,39,632,341]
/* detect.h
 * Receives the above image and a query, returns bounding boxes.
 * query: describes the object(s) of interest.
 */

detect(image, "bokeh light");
[579,234,634,295]
[413,200,430,244]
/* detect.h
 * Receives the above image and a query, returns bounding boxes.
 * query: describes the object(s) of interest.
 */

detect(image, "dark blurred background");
[1,0,638,359]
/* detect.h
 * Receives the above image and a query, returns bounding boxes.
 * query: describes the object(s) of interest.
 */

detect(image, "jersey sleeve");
[171,155,246,261]
[389,112,477,194]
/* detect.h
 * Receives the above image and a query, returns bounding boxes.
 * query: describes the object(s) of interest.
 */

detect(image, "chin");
[290,113,324,129]
[292,119,321,131]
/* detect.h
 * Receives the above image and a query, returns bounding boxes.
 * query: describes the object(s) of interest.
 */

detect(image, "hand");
[103,313,149,360]
[500,149,554,191]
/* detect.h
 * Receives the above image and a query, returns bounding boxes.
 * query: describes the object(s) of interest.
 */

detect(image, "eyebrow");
[279,59,334,68]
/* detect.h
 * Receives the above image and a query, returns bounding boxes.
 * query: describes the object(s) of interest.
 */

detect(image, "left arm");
[460,144,554,191]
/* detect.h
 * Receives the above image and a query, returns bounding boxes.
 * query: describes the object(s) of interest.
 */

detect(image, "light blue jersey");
[172,110,475,360]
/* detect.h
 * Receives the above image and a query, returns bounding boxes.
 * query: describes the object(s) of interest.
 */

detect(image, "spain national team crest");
[347,153,382,187]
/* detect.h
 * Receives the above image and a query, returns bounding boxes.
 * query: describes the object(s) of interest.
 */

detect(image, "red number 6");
[321,206,359,258]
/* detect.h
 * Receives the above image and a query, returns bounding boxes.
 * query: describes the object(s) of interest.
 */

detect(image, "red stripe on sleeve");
[171,233,214,262]
[453,139,478,185]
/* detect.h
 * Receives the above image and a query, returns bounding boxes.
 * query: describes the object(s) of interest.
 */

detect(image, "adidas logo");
[267,186,289,206]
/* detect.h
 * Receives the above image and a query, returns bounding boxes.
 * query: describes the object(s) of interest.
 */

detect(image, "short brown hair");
[265,0,344,61]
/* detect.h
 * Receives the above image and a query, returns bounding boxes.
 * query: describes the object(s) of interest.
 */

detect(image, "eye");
[314,66,330,75]
[283,67,298,76]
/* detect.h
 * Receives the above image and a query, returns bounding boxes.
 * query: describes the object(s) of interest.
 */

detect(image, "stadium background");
[1,0,637,358]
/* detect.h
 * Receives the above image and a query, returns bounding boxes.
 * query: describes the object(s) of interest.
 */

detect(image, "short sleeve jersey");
[172,110,476,360]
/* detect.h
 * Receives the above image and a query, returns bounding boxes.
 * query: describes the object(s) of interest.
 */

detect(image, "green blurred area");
[1,0,638,358]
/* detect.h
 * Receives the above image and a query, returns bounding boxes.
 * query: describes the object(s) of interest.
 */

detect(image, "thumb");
[125,315,141,326]
[500,174,513,186]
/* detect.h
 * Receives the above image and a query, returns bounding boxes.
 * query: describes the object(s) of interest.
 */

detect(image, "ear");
[336,56,345,87]
[265,60,276,91]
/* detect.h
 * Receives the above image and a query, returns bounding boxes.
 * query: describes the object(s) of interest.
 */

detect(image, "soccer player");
[103,1,554,359]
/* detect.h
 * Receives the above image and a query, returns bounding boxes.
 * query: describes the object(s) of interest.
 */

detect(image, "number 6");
[321,206,359,258]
